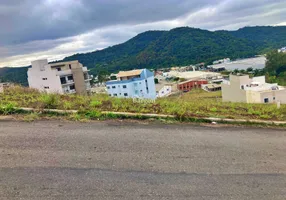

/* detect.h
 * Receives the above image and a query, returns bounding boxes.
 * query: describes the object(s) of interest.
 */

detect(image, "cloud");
[0,0,286,67]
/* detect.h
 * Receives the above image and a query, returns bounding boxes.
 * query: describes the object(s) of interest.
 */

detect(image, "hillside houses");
[222,74,286,104]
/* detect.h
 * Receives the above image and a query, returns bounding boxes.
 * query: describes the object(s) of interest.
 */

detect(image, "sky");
[0,0,286,68]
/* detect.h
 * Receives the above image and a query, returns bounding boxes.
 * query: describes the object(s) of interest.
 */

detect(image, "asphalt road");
[0,120,285,199]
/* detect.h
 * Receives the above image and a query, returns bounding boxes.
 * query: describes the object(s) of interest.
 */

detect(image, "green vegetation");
[0,86,285,122]
[265,51,286,85]
[2,26,286,85]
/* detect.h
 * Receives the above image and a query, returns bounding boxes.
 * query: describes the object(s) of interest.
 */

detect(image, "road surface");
[0,120,285,199]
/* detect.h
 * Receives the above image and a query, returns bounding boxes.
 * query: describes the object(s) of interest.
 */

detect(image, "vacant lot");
[0,86,285,121]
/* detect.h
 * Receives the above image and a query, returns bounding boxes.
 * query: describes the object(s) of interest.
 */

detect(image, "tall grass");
[0,86,285,121]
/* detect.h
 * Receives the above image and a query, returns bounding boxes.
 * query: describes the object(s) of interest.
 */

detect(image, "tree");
[246,67,253,72]
[264,51,286,85]
[154,78,159,84]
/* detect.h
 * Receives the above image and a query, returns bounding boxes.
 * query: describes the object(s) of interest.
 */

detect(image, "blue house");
[106,69,156,99]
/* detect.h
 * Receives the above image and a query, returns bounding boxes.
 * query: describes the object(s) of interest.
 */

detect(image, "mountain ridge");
[1,26,286,85]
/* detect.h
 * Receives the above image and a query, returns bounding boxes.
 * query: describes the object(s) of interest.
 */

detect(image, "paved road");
[0,120,285,199]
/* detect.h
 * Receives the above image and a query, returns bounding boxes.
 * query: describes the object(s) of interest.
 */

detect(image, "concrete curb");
[7,107,286,125]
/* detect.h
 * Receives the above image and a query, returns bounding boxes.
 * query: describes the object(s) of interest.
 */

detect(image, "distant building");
[201,84,221,92]
[177,79,208,92]
[213,58,230,65]
[222,74,286,104]
[156,85,172,98]
[278,47,286,53]
[106,69,156,99]
[207,65,226,72]
[28,59,91,95]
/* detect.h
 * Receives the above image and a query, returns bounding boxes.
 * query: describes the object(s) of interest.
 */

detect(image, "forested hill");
[63,27,261,74]
[218,26,286,51]
[1,26,286,85]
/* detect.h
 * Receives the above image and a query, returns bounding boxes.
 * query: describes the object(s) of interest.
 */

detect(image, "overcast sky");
[0,0,286,67]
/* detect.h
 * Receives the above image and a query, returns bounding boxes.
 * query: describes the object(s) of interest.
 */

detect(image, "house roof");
[178,79,207,85]
[205,84,221,89]
[117,69,143,78]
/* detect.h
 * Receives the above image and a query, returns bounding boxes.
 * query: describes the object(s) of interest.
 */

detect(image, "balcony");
[56,69,72,76]
[82,67,90,72]
[61,79,74,86]
[84,74,93,81]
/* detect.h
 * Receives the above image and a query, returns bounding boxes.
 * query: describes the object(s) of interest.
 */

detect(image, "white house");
[106,69,156,99]
[27,59,92,95]
[222,74,286,104]
[278,47,286,53]
[156,85,172,98]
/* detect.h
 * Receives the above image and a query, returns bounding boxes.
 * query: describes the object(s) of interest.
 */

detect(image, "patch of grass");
[0,87,285,122]
[23,112,40,122]
[40,94,60,109]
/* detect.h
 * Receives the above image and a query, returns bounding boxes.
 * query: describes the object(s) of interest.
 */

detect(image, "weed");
[40,94,59,109]
[210,107,217,112]
[90,100,102,107]
[0,103,18,115]
[23,112,40,122]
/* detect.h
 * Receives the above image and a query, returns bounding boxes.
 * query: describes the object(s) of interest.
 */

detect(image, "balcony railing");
[61,80,74,85]
[56,69,72,76]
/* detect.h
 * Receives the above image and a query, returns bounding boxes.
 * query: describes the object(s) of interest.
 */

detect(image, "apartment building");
[222,74,286,104]
[27,59,92,95]
[106,69,156,99]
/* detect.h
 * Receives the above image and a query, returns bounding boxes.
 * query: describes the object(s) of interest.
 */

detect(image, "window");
[241,85,245,90]
[44,86,49,89]
[112,86,116,89]
[113,94,117,96]
[135,90,139,95]
[107,86,110,89]
[56,68,62,71]
[60,77,66,84]
[67,76,73,81]
[264,98,269,103]
[124,93,128,96]
[273,97,276,100]
[69,64,72,69]
[123,85,127,88]
[42,78,47,80]
[70,85,75,90]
